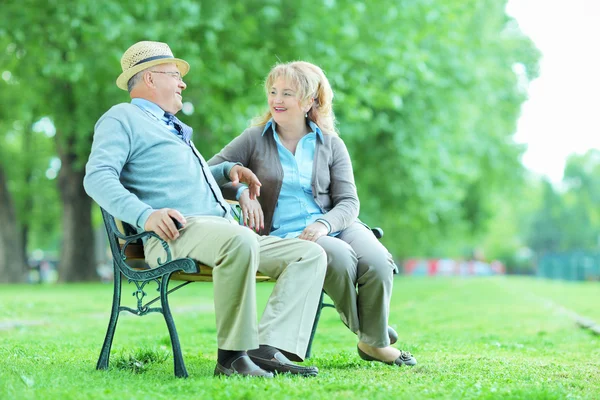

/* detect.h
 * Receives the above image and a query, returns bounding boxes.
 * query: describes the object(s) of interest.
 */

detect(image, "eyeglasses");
[150,71,183,82]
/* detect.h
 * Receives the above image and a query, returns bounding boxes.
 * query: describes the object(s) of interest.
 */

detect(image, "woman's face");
[268,77,308,127]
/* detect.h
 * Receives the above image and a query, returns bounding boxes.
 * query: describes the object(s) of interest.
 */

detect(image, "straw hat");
[116,41,190,91]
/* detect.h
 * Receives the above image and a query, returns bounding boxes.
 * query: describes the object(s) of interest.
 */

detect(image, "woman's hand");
[239,189,264,232]
[298,222,329,242]
[229,165,261,199]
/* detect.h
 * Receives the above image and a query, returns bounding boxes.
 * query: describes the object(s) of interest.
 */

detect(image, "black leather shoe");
[249,351,319,377]
[214,355,274,378]
[357,346,417,367]
[388,326,398,345]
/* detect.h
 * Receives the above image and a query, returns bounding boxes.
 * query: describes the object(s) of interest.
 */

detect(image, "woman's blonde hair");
[252,61,338,136]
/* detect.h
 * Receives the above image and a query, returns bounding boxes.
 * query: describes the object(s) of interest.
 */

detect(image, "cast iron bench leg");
[306,291,325,359]
[97,264,122,370]
[161,273,189,378]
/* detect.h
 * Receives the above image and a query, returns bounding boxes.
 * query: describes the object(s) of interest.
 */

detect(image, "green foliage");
[184,0,540,257]
[3,1,205,165]
[479,182,537,274]
[1,0,540,261]
[528,179,568,253]
[481,150,600,271]
[0,32,61,254]
[525,150,600,255]
[329,0,538,256]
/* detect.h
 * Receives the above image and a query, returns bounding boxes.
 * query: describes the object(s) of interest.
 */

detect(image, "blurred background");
[0,0,597,283]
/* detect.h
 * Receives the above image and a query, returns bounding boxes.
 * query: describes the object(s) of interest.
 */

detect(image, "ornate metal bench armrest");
[100,208,198,280]
[102,210,173,265]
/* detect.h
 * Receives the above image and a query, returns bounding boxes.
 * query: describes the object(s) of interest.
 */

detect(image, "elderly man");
[84,41,327,378]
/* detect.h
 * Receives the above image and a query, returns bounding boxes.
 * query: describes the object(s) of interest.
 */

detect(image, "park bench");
[96,205,389,378]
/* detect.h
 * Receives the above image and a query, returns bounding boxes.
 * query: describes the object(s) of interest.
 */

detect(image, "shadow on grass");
[310,351,370,370]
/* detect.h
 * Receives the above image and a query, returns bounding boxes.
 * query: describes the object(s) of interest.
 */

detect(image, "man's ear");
[143,71,154,87]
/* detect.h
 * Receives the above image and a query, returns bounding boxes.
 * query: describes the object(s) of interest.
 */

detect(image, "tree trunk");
[0,167,27,283]
[53,74,97,282]
[56,156,97,282]
[21,122,33,270]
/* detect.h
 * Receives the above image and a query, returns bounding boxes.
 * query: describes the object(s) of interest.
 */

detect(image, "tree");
[559,150,600,250]
[1,0,540,281]
[181,0,540,257]
[0,35,28,282]
[259,0,539,256]
[2,1,204,281]
[526,179,564,254]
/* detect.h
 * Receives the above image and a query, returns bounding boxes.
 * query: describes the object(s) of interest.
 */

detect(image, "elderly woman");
[208,61,416,367]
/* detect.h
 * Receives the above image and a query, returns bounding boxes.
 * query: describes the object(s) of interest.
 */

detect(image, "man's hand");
[144,208,187,241]
[239,189,264,232]
[229,165,261,200]
[298,222,329,242]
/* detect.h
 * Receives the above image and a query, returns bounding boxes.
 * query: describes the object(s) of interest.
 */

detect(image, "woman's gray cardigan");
[207,124,360,236]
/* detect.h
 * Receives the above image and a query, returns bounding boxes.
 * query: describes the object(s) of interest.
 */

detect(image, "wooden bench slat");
[171,271,272,282]
[172,264,273,282]
[120,243,273,282]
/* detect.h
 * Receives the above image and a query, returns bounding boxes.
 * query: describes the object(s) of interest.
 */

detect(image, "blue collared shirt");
[132,98,181,138]
[263,119,329,238]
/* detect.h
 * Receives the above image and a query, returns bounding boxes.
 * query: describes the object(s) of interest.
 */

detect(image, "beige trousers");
[145,216,327,360]
[316,222,396,348]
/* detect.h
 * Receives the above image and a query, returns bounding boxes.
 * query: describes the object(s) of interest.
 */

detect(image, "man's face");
[148,63,186,114]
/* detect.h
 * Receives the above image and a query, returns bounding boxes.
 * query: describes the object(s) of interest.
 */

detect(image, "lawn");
[1,276,599,399]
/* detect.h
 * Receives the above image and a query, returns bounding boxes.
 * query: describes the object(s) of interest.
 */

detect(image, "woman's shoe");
[357,345,417,367]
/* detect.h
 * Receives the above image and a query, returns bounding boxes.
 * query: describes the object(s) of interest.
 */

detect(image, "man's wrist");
[138,208,155,231]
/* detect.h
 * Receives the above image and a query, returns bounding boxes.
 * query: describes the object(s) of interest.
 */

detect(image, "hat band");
[132,54,174,67]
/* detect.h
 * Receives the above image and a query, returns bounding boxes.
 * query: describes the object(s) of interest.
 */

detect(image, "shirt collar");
[131,98,167,121]
[262,118,324,142]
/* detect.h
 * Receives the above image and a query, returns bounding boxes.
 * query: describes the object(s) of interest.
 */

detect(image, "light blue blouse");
[263,119,328,238]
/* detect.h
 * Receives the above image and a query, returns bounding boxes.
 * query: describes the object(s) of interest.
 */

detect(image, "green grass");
[1,276,599,399]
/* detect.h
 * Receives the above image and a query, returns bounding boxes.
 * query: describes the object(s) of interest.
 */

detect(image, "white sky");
[506,0,600,183]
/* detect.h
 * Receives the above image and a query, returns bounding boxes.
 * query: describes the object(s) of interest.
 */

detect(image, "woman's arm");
[207,129,255,200]
[208,128,266,230]
[317,137,360,233]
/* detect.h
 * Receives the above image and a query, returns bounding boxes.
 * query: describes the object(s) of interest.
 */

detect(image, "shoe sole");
[214,364,274,378]
[249,357,319,377]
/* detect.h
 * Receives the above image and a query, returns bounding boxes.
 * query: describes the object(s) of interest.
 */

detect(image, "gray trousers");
[316,222,395,348]
[145,216,327,360]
